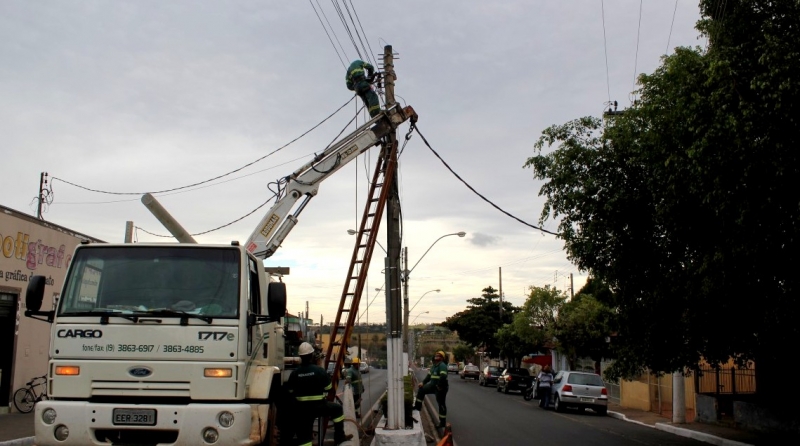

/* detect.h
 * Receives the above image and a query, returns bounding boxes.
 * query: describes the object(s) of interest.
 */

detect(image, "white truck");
[24,104,417,446]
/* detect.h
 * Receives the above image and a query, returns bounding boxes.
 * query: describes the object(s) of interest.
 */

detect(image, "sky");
[0,1,704,327]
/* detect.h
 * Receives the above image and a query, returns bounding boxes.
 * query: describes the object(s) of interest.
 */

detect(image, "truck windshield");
[58,246,240,318]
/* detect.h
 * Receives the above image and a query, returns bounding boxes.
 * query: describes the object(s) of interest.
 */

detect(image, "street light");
[403,231,466,356]
[411,310,430,325]
[409,289,440,315]
[347,229,386,254]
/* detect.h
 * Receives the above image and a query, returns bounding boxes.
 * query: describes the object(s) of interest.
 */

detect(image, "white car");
[548,371,609,415]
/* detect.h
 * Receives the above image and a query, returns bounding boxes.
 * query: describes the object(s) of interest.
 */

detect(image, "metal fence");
[695,365,756,395]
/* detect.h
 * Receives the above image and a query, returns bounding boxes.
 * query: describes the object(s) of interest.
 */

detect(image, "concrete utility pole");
[141,193,197,243]
[37,172,48,220]
[403,247,410,353]
[499,267,503,319]
[673,371,686,423]
[570,273,574,299]
[124,221,134,243]
[383,45,404,430]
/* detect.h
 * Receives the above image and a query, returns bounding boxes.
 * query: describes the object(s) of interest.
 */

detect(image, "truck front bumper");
[34,401,266,446]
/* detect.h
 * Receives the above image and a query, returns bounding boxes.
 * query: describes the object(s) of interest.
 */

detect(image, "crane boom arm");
[245,104,417,258]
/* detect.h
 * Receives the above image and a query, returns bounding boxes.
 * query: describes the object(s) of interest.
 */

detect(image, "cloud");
[469,232,500,247]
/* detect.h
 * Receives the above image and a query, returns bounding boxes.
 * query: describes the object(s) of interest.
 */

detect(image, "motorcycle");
[523,380,537,401]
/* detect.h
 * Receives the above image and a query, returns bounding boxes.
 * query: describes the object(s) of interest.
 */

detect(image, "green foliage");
[554,291,616,370]
[495,324,538,366]
[512,285,567,348]
[441,286,518,356]
[524,0,800,385]
[452,344,474,363]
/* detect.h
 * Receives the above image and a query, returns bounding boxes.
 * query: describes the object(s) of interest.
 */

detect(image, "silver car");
[548,371,608,415]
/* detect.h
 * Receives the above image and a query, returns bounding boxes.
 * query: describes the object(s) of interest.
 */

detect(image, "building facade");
[0,204,102,412]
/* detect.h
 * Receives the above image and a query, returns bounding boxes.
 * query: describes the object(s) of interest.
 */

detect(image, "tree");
[554,291,616,372]
[524,0,799,405]
[452,344,474,364]
[512,285,567,348]
[495,324,537,367]
[442,286,517,356]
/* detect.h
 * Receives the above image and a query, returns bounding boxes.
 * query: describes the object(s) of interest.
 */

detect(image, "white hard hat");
[299,342,314,356]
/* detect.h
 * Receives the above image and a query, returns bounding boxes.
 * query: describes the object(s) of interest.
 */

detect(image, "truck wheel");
[261,404,279,446]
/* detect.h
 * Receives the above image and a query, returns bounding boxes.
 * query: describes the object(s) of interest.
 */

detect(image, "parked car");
[547,371,609,415]
[447,363,459,374]
[460,364,480,380]
[496,367,534,394]
[359,362,369,374]
[478,365,502,387]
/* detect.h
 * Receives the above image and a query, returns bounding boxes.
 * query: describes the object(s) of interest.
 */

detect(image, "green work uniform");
[285,363,348,446]
[345,60,381,118]
[415,360,449,427]
[345,365,364,418]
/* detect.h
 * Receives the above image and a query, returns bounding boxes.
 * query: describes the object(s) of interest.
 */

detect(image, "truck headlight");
[218,411,234,428]
[42,408,57,425]
[54,425,69,441]
[202,427,219,443]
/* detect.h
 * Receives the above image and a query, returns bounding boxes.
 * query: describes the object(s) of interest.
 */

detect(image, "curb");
[608,411,753,446]
[607,411,656,429]
[0,437,34,446]
[655,423,753,446]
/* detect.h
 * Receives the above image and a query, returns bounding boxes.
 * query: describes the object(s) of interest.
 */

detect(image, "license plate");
[579,397,594,403]
[113,408,157,426]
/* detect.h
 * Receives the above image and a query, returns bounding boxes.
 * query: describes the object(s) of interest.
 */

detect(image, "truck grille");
[91,380,191,397]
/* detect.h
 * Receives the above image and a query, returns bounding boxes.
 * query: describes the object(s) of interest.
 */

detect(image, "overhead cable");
[412,124,560,237]
[311,0,350,67]
[51,97,355,196]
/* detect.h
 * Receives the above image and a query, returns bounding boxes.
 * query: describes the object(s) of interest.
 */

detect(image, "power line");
[51,97,355,196]
[341,0,374,66]
[631,0,643,102]
[137,105,366,239]
[601,0,611,103]
[347,0,377,66]
[412,124,560,237]
[310,0,347,68]
[330,0,363,61]
[665,0,679,55]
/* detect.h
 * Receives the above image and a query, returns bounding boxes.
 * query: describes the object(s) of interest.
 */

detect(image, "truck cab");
[25,242,287,446]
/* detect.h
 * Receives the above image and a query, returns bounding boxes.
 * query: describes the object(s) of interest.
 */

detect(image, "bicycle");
[13,375,48,413]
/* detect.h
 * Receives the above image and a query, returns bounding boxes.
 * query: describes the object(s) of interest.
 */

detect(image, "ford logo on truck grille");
[129,367,153,378]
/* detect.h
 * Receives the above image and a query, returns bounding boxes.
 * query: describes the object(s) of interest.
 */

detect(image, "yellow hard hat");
[352,357,360,364]
[435,351,445,359]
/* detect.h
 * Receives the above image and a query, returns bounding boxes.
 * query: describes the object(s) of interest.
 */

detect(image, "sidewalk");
[607,402,783,446]
[0,412,34,446]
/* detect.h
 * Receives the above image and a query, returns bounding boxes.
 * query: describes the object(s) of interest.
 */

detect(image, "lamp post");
[409,289,440,315]
[403,232,466,356]
[409,311,429,365]
[411,310,430,325]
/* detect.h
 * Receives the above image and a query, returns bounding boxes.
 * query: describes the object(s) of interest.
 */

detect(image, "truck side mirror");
[26,275,46,312]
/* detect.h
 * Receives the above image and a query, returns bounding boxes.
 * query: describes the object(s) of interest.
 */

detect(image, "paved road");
[414,369,710,446]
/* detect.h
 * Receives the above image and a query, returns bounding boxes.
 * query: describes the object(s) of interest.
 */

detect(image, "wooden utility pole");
[383,44,404,430]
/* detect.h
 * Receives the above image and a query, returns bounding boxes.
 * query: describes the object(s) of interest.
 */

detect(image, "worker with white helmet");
[285,342,353,445]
